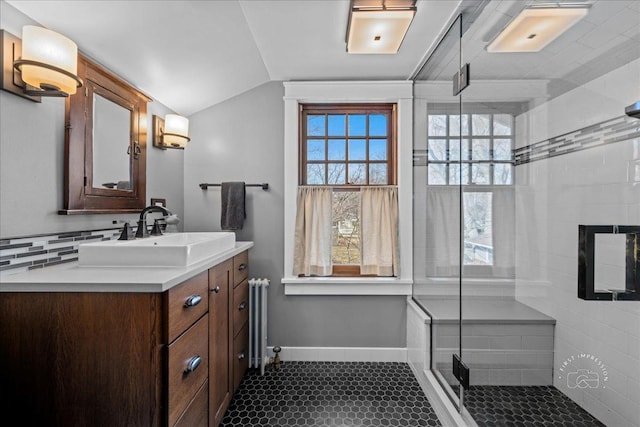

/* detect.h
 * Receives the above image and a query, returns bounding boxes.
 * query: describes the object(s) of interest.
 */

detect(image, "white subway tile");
[521,369,553,386]
[489,369,522,386]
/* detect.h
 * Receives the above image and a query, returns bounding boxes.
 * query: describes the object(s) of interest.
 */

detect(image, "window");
[427,113,514,186]
[463,191,493,266]
[300,104,397,276]
[427,112,514,270]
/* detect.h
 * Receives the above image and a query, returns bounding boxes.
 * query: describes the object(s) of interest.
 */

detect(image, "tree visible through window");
[300,104,396,275]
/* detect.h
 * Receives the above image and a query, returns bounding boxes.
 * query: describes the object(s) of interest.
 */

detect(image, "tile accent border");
[514,115,639,166]
[0,227,125,276]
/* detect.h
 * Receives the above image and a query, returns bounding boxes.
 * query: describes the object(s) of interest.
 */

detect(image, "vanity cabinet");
[209,259,233,427]
[0,249,250,427]
[232,255,250,391]
[166,273,209,426]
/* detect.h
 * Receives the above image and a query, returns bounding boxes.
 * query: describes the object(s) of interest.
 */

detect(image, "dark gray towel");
[221,182,246,230]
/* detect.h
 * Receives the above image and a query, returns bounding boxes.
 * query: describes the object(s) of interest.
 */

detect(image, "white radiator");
[248,278,270,375]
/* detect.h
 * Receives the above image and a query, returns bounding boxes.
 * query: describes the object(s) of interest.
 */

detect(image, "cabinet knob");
[238,301,247,311]
[238,263,247,271]
[184,295,202,307]
[238,352,245,360]
[211,286,220,294]
[185,355,202,374]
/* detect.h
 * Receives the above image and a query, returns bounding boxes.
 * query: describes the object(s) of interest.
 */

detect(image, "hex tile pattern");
[221,361,442,426]
[463,386,605,427]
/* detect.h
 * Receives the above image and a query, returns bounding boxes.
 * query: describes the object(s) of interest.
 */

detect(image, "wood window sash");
[299,104,398,277]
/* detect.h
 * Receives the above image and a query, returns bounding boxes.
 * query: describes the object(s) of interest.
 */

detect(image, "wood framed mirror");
[60,54,151,214]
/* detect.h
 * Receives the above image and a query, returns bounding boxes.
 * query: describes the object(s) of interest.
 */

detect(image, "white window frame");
[282,81,413,295]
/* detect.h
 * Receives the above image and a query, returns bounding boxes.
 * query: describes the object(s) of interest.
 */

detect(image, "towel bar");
[199,183,269,190]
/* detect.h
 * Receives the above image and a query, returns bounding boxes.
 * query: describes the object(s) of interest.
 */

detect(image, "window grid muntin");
[300,104,396,276]
[427,113,514,186]
[301,105,394,187]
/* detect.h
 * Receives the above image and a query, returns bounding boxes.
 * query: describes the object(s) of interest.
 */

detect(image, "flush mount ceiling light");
[153,114,190,150]
[1,26,83,101]
[346,0,416,54]
[487,3,590,53]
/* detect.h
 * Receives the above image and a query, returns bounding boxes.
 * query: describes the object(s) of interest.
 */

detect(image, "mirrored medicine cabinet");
[60,54,151,214]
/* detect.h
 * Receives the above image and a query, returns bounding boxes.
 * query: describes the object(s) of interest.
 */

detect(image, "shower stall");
[410,1,640,426]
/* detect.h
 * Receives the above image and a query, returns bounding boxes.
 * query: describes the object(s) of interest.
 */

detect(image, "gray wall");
[0,1,183,238]
[185,81,406,348]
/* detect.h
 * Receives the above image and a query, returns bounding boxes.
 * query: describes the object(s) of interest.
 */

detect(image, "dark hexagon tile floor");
[220,361,442,427]
[463,386,605,427]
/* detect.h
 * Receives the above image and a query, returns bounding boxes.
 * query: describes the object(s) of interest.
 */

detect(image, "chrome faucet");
[135,206,172,238]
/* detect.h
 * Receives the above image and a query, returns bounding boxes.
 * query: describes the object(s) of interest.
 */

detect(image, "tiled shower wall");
[515,59,640,427]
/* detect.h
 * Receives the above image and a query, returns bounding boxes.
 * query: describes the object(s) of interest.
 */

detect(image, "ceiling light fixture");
[153,114,190,150]
[346,0,416,54]
[487,3,590,53]
[1,26,83,101]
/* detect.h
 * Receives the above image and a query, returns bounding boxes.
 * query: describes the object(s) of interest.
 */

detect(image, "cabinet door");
[233,322,250,392]
[209,259,234,426]
[232,251,249,287]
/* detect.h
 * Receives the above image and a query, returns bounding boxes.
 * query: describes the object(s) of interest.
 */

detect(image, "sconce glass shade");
[19,26,80,95]
[163,114,190,148]
[347,9,415,54]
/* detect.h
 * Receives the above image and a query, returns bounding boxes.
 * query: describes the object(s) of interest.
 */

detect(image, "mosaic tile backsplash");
[413,115,638,168]
[0,228,124,276]
[514,115,639,166]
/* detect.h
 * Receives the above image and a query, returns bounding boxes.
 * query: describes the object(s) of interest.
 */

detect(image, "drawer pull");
[184,295,202,307]
[238,301,247,311]
[238,263,247,271]
[237,351,245,360]
[211,286,220,294]
[185,355,202,374]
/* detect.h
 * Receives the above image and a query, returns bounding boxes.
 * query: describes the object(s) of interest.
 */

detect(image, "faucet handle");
[118,223,132,240]
[150,219,164,236]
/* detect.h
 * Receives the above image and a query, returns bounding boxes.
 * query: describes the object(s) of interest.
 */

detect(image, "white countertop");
[0,241,253,293]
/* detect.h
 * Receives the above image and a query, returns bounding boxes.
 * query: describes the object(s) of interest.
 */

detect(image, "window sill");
[281,277,413,296]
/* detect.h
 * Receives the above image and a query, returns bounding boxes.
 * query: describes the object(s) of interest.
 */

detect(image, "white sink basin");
[78,232,236,267]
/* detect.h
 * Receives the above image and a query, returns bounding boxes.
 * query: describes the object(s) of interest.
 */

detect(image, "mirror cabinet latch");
[127,143,142,160]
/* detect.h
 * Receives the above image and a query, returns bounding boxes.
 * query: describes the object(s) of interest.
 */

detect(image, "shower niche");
[578,225,640,301]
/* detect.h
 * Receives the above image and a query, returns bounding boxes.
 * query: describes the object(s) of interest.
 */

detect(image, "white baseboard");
[266,346,408,363]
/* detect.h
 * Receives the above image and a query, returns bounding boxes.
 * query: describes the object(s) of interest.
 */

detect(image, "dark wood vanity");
[0,249,250,427]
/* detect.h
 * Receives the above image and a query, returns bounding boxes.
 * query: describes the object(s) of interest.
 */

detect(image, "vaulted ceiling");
[6,1,638,116]
[5,0,461,115]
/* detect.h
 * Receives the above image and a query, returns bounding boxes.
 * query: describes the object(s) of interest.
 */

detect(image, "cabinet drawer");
[233,322,249,392]
[174,379,208,427]
[168,314,209,427]
[233,279,249,336]
[232,251,249,287]
[167,271,209,343]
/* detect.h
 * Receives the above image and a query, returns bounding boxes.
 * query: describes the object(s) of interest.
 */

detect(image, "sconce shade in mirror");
[12,26,83,97]
[152,114,190,150]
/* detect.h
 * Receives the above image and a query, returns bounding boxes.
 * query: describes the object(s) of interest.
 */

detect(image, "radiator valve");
[270,346,282,371]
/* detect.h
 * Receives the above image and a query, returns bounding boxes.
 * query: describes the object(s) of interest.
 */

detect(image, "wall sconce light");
[346,0,416,54]
[153,114,190,150]
[1,26,83,102]
[487,3,590,53]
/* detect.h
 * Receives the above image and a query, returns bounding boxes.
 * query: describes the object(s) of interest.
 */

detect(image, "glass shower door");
[412,13,468,411]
